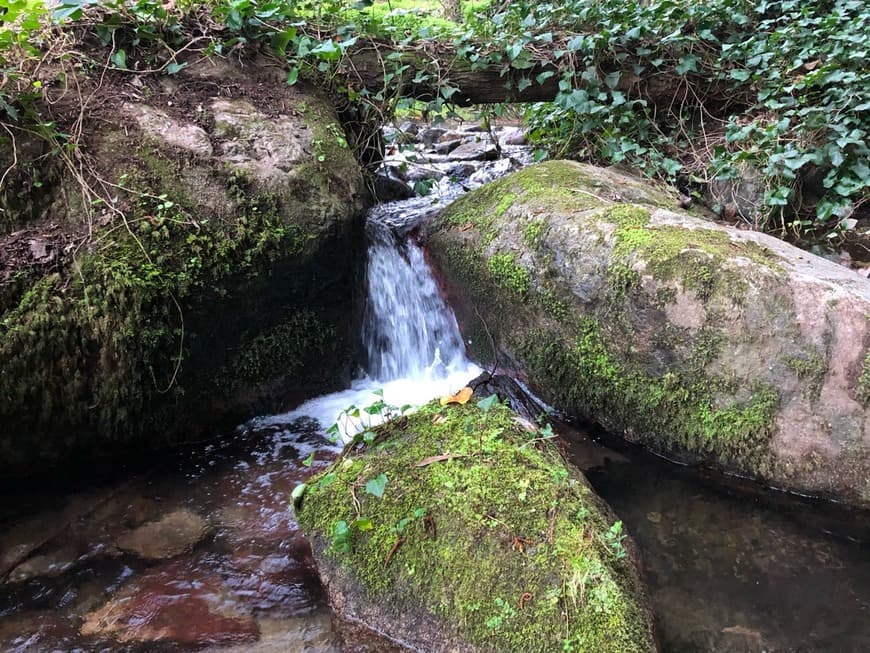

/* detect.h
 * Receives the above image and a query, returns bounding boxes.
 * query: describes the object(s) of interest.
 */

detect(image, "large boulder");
[0,59,366,475]
[296,400,657,652]
[429,161,870,508]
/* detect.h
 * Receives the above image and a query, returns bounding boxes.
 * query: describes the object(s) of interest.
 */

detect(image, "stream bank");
[2,116,869,651]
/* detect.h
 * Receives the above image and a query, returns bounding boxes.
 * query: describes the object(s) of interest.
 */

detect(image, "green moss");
[783,349,827,401]
[523,218,548,250]
[297,401,655,652]
[857,351,870,406]
[603,203,779,306]
[537,287,570,321]
[221,310,331,388]
[488,253,530,298]
[0,171,349,469]
[517,320,779,471]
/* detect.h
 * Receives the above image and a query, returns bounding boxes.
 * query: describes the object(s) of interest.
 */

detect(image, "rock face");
[429,161,870,508]
[0,59,366,475]
[296,400,657,653]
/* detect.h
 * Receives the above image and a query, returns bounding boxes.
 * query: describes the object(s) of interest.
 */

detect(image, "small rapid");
[251,157,530,440]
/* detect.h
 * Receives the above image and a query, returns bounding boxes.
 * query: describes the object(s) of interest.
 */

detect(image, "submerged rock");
[429,160,870,508]
[116,509,210,560]
[296,400,657,652]
[80,559,258,646]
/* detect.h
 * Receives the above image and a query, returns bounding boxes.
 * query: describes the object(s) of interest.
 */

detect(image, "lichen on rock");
[296,400,657,653]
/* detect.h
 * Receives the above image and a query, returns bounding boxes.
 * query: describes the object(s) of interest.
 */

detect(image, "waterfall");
[249,148,531,442]
[361,218,468,383]
[249,189,481,442]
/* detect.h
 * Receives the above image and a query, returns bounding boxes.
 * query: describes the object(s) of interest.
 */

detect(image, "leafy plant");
[364,472,389,498]
[603,520,627,560]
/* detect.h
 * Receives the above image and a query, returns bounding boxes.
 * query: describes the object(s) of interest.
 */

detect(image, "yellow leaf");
[439,386,473,406]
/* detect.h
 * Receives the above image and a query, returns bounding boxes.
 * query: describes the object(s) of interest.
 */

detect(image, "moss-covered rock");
[429,160,870,508]
[296,400,657,652]
[0,61,366,476]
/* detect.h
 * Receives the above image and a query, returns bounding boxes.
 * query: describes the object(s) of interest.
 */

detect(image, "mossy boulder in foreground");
[296,400,657,652]
[429,160,870,508]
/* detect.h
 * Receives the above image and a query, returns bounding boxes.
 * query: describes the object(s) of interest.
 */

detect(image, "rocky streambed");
[3,91,870,652]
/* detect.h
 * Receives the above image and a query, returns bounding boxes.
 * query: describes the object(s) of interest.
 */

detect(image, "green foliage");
[365,472,389,498]
[603,521,627,560]
[517,0,868,234]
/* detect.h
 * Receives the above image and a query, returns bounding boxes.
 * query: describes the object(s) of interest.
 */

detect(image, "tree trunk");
[441,0,462,23]
[342,40,748,117]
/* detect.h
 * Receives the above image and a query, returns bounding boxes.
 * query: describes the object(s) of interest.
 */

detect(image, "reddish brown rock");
[80,559,258,646]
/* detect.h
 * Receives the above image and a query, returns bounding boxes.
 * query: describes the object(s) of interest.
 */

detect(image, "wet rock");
[116,509,210,560]
[0,611,79,652]
[372,173,414,203]
[437,161,479,179]
[0,60,364,477]
[418,126,447,145]
[430,160,870,508]
[433,138,463,154]
[447,140,500,161]
[297,400,657,652]
[80,559,258,646]
[8,545,80,583]
[204,615,338,653]
[438,130,467,142]
[498,126,527,146]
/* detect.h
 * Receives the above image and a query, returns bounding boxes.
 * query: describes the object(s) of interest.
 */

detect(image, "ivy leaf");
[286,67,299,86]
[477,394,499,413]
[166,61,187,75]
[675,54,699,75]
[365,473,388,498]
[111,49,127,69]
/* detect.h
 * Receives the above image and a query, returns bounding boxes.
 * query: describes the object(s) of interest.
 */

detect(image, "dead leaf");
[431,414,447,424]
[416,453,466,467]
[439,386,473,406]
[459,222,474,232]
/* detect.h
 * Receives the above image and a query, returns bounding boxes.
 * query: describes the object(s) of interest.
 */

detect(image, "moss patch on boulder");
[0,71,365,476]
[296,400,656,652]
[428,160,870,507]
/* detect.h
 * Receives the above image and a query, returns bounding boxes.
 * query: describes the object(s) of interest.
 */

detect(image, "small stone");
[447,141,499,162]
[115,509,210,560]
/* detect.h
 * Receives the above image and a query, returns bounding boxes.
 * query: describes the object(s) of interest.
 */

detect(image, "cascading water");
[250,147,533,440]
[361,208,468,383]
[251,181,495,440]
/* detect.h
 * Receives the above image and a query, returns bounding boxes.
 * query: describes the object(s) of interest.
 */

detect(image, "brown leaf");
[416,453,466,467]
[439,386,473,406]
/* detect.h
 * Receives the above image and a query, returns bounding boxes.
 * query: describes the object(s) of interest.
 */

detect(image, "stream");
[1,144,869,652]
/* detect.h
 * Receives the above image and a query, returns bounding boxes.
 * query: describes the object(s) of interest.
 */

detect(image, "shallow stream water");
[1,150,869,652]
